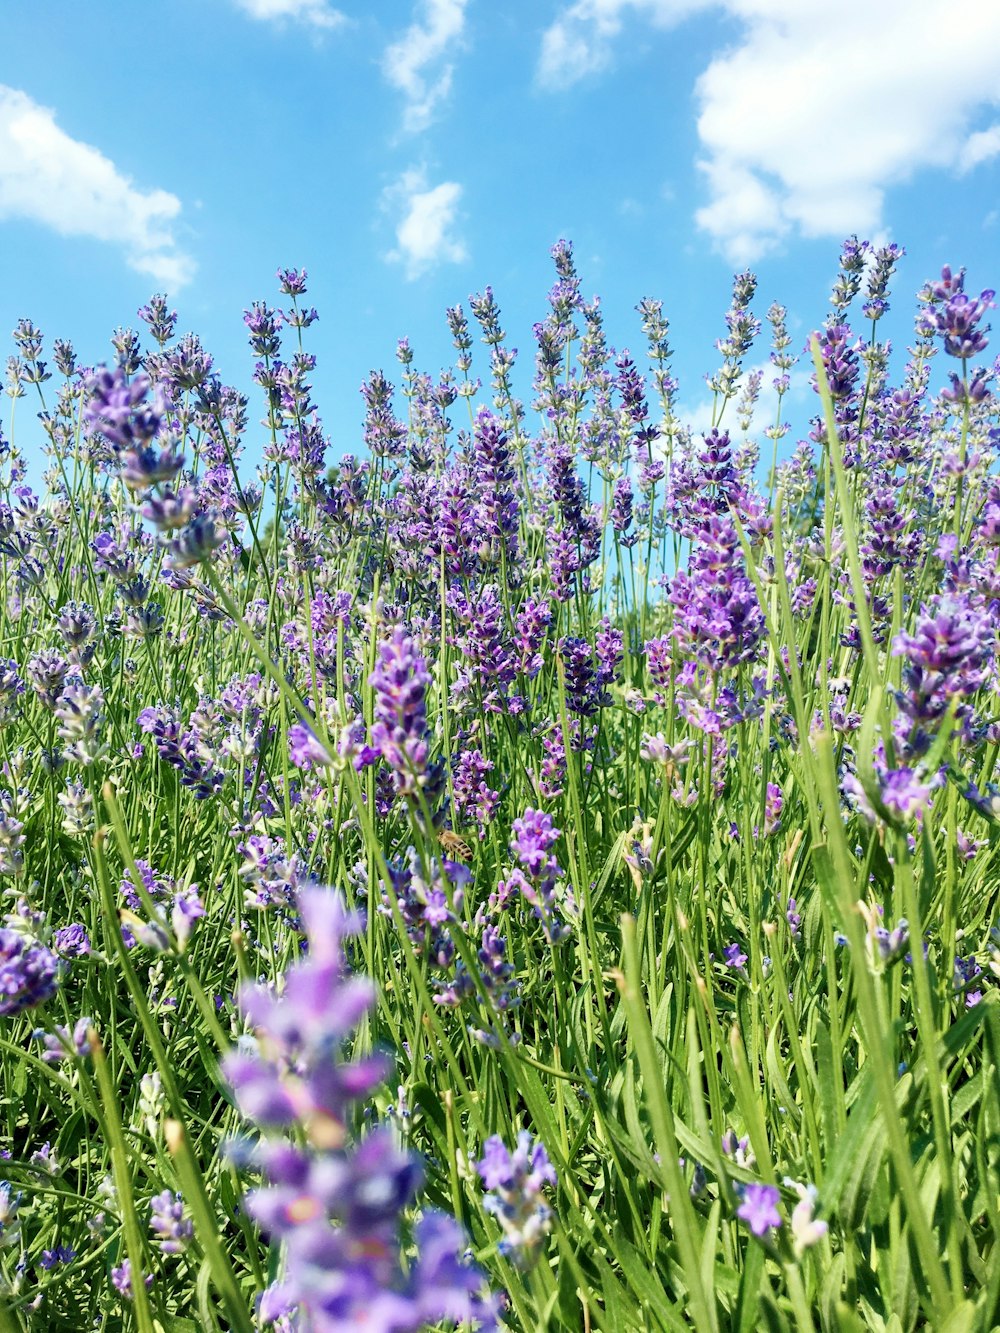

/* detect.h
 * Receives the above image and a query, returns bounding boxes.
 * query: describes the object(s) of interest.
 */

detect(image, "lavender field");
[0,239,997,1330]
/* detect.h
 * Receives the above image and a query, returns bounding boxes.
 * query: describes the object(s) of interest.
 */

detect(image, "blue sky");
[1,0,999,464]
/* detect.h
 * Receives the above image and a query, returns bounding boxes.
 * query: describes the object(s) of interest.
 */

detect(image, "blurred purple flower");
[149,1189,193,1255]
[0,930,59,1017]
[39,1245,75,1270]
[110,1258,152,1300]
[84,367,163,452]
[737,1183,782,1237]
[288,721,333,771]
[510,809,558,877]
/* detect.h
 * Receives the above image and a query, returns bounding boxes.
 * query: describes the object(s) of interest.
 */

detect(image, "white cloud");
[959,123,1000,174]
[694,158,789,266]
[539,1,1000,264]
[0,86,194,289]
[382,0,468,133]
[537,0,709,90]
[233,0,346,29]
[693,2,1000,261]
[384,168,467,279]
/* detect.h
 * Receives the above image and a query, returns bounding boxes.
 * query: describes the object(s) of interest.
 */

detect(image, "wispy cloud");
[538,1,1000,265]
[0,85,194,289]
[232,0,346,29]
[382,0,468,134]
[537,0,707,91]
[959,124,1000,175]
[384,168,467,279]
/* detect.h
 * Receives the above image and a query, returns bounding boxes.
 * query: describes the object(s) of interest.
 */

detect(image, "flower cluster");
[369,629,431,796]
[477,1132,555,1267]
[494,809,573,944]
[0,930,60,1017]
[223,889,495,1329]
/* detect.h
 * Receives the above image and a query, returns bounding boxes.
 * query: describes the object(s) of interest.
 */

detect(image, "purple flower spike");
[288,721,333,771]
[510,809,559,876]
[478,1131,556,1267]
[110,1258,153,1299]
[84,367,163,453]
[39,1245,75,1269]
[892,593,994,759]
[369,628,431,794]
[500,809,572,943]
[223,888,495,1329]
[149,1189,193,1255]
[277,267,308,297]
[228,890,385,1136]
[919,267,994,360]
[0,930,60,1017]
[162,513,225,571]
[53,923,91,958]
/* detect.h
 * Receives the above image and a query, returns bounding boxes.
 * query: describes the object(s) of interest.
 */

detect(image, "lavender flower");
[434,924,521,1041]
[39,1245,76,1269]
[785,898,801,940]
[0,1185,20,1248]
[763,783,783,836]
[0,811,25,877]
[783,1180,827,1257]
[288,721,333,771]
[27,650,71,709]
[120,439,186,492]
[55,680,106,765]
[223,890,494,1330]
[162,513,225,570]
[237,833,315,913]
[244,301,283,358]
[954,955,984,1007]
[919,267,994,359]
[380,846,468,966]
[510,809,559,876]
[494,809,573,944]
[724,942,748,970]
[149,1189,193,1254]
[736,1183,782,1237]
[110,1259,152,1300]
[478,1131,555,1267]
[224,891,385,1135]
[369,628,431,795]
[34,1016,91,1063]
[893,594,994,755]
[138,293,178,347]
[852,900,911,973]
[0,930,60,1016]
[56,601,97,662]
[85,367,163,452]
[452,747,500,826]
[0,660,24,719]
[53,923,91,958]
[277,267,309,298]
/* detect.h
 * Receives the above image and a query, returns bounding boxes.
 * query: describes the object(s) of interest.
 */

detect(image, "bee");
[437,829,473,863]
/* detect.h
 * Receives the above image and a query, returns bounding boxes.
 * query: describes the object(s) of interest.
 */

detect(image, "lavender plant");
[0,240,997,1331]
